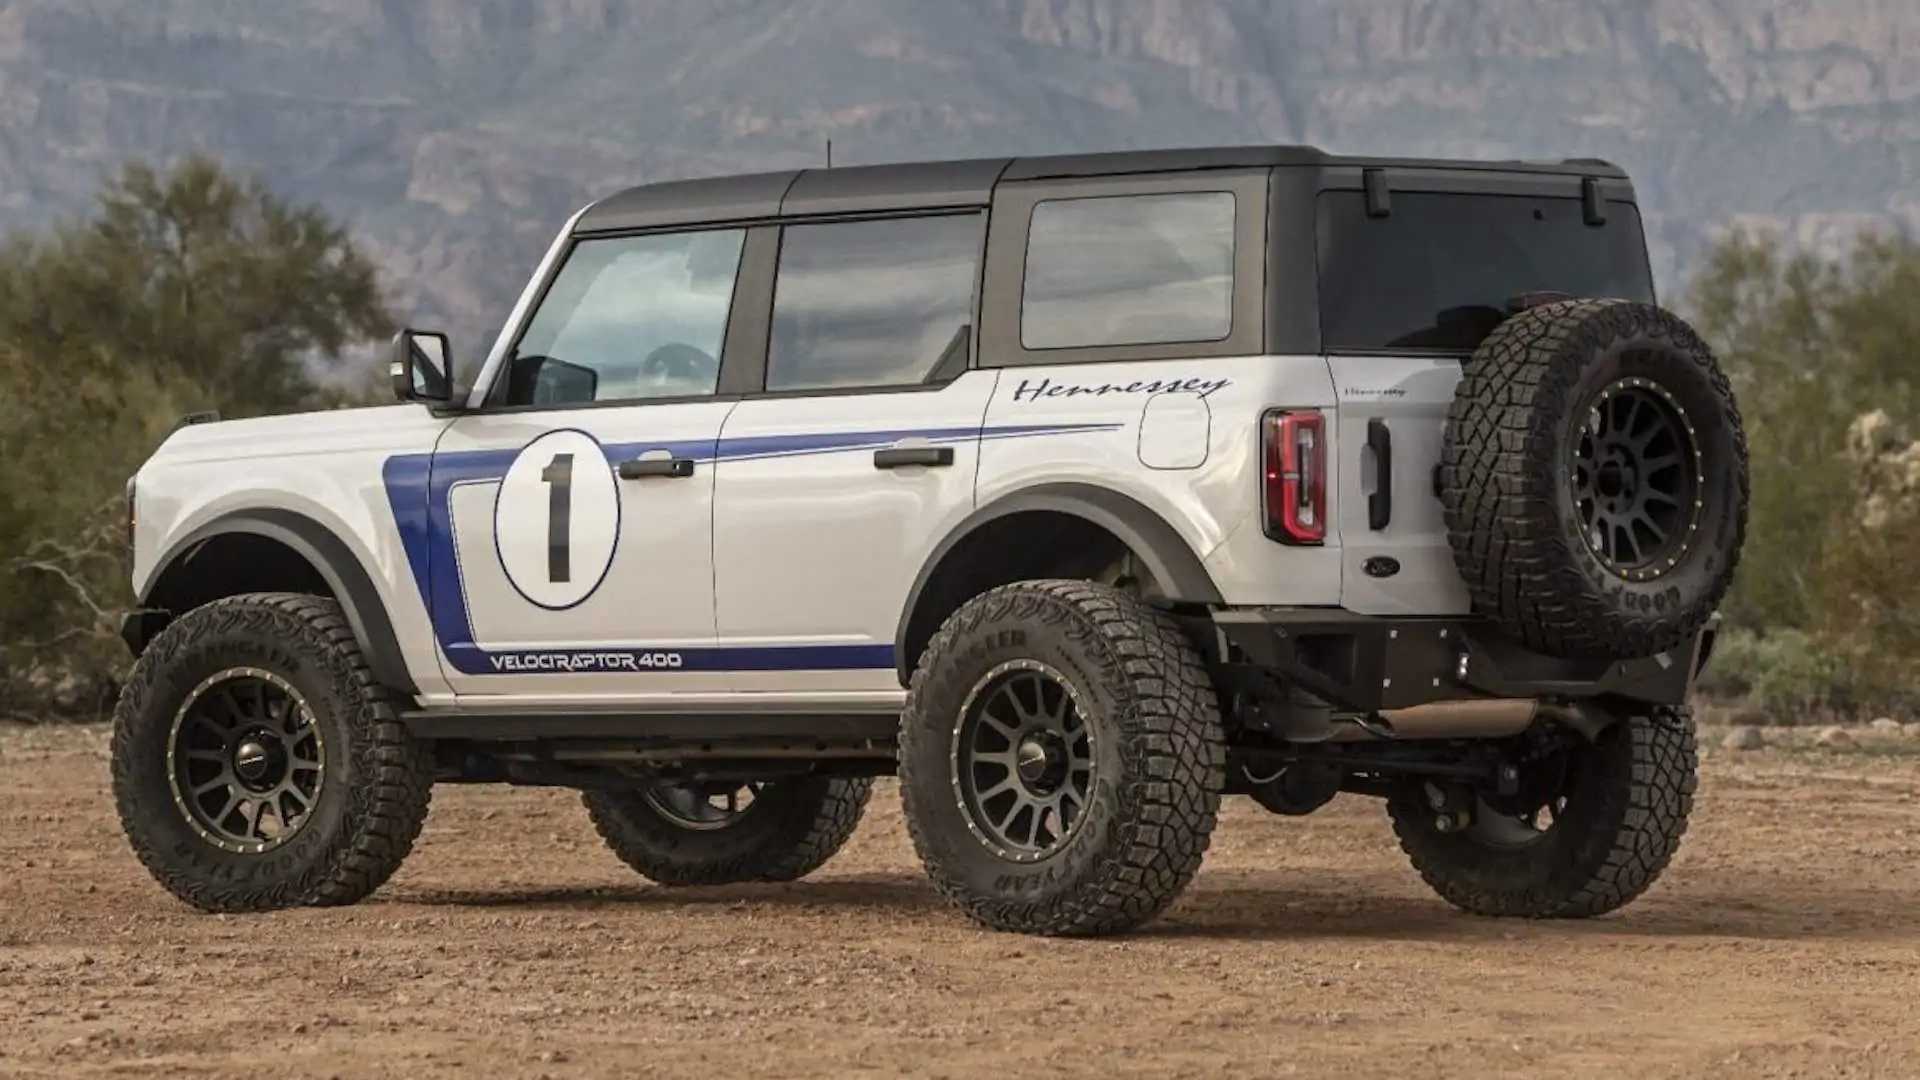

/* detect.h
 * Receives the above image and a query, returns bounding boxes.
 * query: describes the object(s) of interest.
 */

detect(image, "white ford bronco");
[112,146,1747,935]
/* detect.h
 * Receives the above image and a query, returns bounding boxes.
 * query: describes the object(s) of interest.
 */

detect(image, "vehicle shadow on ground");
[391,874,1913,945]
[395,875,940,913]
[1147,883,1914,944]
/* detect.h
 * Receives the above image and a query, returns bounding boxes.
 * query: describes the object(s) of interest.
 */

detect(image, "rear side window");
[1316,191,1655,352]
[766,213,981,393]
[1020,191,1235,350]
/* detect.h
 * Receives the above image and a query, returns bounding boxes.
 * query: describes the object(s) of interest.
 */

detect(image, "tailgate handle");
[874,446,954,469]
[1367,419,1392,531]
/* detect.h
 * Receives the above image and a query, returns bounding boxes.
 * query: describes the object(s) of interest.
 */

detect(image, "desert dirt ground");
[2,724,1918,1079]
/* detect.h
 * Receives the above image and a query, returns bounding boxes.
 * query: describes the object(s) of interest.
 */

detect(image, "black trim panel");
[403,709,899,742]
[1265,165,1322,355]
[576,148,1627,240]
[780,158,1010,217]
[577,169,800,233]
[717,225,781,396]
[138,510,417,695]
[894,483,1224,682]
[1211,608,1704,712]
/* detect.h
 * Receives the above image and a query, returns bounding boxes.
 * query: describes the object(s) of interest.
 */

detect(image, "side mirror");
[504,354,599,407]
[391,329,453,404]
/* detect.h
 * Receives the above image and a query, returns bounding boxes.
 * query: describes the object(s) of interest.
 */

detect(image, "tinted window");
[1021,192,1235,350]
[767,214,981,392]
[502,229,744,406]
[1316,192,1654,352]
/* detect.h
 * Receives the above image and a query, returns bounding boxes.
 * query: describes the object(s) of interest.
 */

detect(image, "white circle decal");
[494,430,620,610]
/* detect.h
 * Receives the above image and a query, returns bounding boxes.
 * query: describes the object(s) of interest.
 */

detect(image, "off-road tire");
[1442,299,1748,659]
[582,777,872,886]
[1387,706,1697,918]
[111,593,433,912]
[899,580,1226,936]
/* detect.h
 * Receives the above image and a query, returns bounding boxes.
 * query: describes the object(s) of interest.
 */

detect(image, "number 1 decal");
[541,453,574,583]
[495,431,619,610]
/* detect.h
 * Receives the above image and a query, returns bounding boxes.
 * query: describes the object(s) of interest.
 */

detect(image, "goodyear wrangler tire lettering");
[495,430,619,610]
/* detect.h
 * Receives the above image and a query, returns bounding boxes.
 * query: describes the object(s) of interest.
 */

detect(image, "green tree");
[0,156,392,719]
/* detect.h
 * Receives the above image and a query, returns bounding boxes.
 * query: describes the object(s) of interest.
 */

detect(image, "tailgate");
[1326,355,1471,615]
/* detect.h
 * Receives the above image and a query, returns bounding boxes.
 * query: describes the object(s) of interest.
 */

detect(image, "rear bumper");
[1208,607,1713,713]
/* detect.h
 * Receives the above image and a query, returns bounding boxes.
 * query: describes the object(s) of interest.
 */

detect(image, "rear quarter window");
[1020,191,1235,350]
[1315,191,1655,353]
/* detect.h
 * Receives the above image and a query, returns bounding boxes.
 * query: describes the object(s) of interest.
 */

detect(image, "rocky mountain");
[2,0,1915,364]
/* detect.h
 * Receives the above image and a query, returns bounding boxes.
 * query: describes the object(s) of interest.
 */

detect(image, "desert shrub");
[1696,628,1855,724]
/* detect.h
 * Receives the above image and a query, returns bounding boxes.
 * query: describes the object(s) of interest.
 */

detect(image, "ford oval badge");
[1363,556,1401,579]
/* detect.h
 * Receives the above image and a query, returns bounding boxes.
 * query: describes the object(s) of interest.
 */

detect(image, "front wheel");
[111,593,434,912]
[1387,706,1697,917]
[899,580,1226,936]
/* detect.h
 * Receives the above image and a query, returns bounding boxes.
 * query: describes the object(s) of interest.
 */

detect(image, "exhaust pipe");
[1333,698,1540,741]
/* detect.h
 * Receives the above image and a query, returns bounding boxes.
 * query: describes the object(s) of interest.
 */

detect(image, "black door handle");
[618,457,695,479]
[1367,418,1392,531]
[873,446,954,469]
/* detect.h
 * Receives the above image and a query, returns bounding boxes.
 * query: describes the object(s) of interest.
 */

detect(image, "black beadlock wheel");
[582,776,871,886]
[1442,299,1749,659]
[166,667,328,855]
[952,660,1098,862]
[899,580,1226,937]
[1571,378,1704,574]
[1387,707,1698,918]
[112,593,434,912]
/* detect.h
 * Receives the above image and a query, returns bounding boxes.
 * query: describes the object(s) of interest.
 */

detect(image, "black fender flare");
[893,483,1223,682]
[137,508,417,695]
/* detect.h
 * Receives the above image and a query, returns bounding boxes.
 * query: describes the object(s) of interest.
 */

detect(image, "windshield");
[1315,191,1654,353]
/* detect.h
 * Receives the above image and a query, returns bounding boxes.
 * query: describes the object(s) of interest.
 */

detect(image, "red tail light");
[1264,410,1326,545]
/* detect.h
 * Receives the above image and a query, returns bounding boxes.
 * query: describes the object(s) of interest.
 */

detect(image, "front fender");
[138,509,416,695]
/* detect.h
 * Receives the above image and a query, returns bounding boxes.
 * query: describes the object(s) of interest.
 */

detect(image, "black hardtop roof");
[575,144,1630,234]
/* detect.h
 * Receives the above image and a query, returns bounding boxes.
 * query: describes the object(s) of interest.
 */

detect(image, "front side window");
[766,214,981,393]
[500,228,745,407]
[1021,191,1236,350]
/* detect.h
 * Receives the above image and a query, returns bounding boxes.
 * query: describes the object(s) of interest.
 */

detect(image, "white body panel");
[1325,355,1472,615]
[429,401,735,700]
[711,372,998,695]
[130,347,1479,711]
[977,357,1343,607]
[131,406,455,701]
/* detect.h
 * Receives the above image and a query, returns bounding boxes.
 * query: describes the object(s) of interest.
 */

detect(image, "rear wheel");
[899,580,1225,936]
[1387,706,1697,917]
[582,776,871,886]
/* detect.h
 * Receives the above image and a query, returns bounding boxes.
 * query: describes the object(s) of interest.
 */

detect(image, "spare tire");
[1441,299,1748,659]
